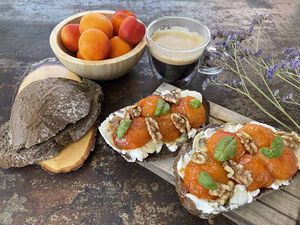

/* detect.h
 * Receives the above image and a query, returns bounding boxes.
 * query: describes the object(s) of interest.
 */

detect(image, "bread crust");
[40,126,97,173]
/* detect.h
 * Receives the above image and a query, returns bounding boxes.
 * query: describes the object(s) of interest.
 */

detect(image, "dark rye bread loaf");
[0,78,103,168]
[10,78,92,149]
[0,121,62,169]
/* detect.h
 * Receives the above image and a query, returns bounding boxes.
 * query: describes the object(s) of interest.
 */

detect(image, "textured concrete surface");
[0,0,299,224]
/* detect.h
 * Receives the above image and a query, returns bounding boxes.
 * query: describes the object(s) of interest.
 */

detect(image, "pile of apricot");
[60,10,146,60]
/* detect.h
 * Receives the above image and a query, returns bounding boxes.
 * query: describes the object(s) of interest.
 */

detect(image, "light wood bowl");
[49,10,146,80]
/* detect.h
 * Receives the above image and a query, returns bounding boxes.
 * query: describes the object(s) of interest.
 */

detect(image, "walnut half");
[108,115,122,134]
[161,89,181,104]
[209,181,234,205]
[223,160,253,187]
[171,113,191,133]
[125,104,141,119]
[191,151,207,164]
[236,131,258,155]
[145,117,162,143]
[275,130,300,149]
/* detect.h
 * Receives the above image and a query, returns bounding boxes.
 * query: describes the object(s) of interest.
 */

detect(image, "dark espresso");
[150,28,204,82]
[151,56,198,82]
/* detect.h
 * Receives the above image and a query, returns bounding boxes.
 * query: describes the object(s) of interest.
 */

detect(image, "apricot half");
[183,158,229,200]
[258,147,298,180]
[239,154,274,191]
[206,129,245,162]
[171,96,206,129]
[113,117,151,150]
[239,124,274,148]
[139,95,162,117]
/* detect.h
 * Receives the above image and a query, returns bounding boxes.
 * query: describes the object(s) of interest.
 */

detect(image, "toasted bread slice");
[174,123,299,219]
[40,127,96,173]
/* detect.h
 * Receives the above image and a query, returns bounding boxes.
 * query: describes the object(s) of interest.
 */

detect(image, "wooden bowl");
[49,10,146,80]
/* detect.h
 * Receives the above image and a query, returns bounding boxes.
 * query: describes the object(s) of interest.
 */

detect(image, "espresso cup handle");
[198,46,225,75]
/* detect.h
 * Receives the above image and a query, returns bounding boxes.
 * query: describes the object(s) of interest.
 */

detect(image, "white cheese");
[185,193,221,214]
[180,90,203,102]
[185,186,260,214]
[270,180,290,190]
[222,123,244,133]
[229,185,254,210]
[99,113,163,162]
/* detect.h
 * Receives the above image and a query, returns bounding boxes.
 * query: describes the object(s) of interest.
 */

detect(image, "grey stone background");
[0,0,299,224]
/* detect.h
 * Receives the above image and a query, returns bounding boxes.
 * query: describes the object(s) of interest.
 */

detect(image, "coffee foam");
[150,27,205,65]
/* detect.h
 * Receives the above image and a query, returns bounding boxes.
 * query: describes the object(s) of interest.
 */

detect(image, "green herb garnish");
[154,99,170,116]
[190,99,201,108]
[161,102,170,114]
[214,136,237,162]
[198,171,218,190]
[260,136,284,158]
[116,119,132,139]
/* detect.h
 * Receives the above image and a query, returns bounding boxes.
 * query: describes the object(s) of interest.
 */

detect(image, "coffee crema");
[150,27,204,66]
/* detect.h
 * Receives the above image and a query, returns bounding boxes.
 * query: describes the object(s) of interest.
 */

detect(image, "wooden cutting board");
[139,83,300,225]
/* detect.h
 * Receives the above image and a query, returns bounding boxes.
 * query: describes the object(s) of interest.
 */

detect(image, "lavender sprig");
[204,15,300,132]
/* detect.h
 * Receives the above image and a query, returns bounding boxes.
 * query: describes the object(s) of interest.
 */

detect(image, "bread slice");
[174,123,299,219]
[18,64,81,94]
[17,64,97,173]
[100,89,210,163]
[40,127,96,173]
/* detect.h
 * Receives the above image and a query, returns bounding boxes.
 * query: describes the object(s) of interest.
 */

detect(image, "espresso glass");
[147,16,222,87]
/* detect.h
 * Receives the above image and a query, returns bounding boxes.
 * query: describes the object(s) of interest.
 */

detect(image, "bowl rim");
[49,10,147,65]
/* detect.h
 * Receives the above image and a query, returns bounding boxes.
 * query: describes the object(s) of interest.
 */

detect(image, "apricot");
[206,129,245,162]
[183,158,229,200]
[113,117,151,150]
[239,124,274,148]
[109,36,132,58]
[119,16,145,45]
[78,29,110,60]
[171,96,206,128]
[239,154,274,191]
[139,95,162,117]
[111,10,136,35]
[258,147,298,180]
[156,113,181,143]
[79,13,113,38]
[60,24,80,52]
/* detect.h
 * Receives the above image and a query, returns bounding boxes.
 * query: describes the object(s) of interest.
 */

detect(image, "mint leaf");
[154,99,166,116]
[161,102,170,115]
[116,119,132,139]
[260,136,284,158]
[198,172,218,190]
[190,99,201,108]
[214,136,237,162]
